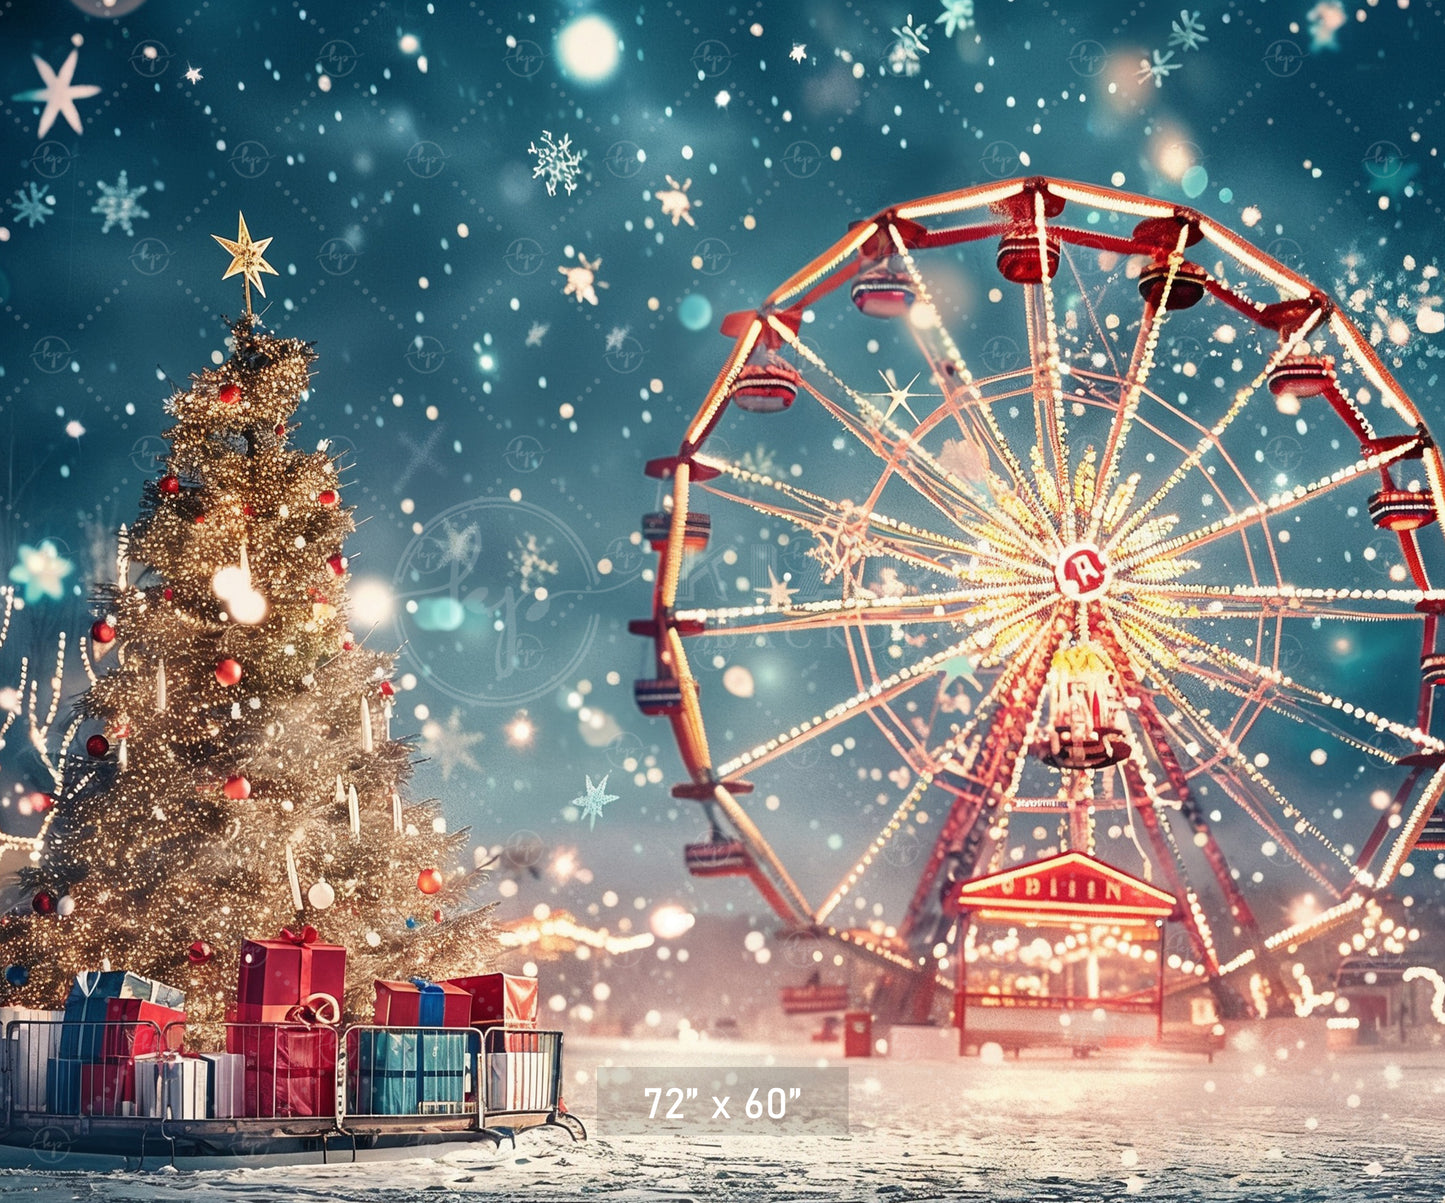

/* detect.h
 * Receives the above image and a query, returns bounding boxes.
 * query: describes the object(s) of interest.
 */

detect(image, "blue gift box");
[60,971,186,1061]
[45,1058,82,1115]
[353,1029,469,1115]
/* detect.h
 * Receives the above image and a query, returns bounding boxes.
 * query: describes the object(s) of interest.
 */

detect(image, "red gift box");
[442,974,538,1028]
[102,998,186,1061]
[236,925,346,1024]
[81,1060,135,1117]
[227,1024,337,1118]
[373,979,472,1027]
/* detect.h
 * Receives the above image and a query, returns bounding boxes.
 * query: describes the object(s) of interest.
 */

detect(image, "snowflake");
[714,89,731,109]
[1137,49,1180,88]
[935,0,975,38]
[435,519,483,570]
[91,171,149,235]
[8,540,74,603]
[419,709,484,781]
[571,773,618,830]
[10,182,52,228]
[605,325,631,351]
[656,175,699,227]
[528,129,583,197]
[512,533,558,592]
[790,43,808,63]
[888,13,930,75]
[1168,10,1208,52]
[525,321,549,347]
[558,250,608,306]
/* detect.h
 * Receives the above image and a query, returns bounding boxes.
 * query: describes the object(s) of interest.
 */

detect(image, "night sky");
[3,0,1445,986]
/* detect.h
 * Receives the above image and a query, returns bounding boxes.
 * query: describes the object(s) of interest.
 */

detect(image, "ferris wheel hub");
[1054,542,1111,601]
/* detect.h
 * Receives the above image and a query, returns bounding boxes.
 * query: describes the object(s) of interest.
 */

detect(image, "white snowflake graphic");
[790,43,808,64]
[935,0,975,38]
[92,171,149,235]
[10,182,52,228]
[1168,10,1209,51]
[1137,49,1180,88]
[605,325,631,352]
[419,709,484,780]
[888,13,930,75]
[559,250,608,306]
[525,321,550,347]
[571,773,618,830]
[656,175,699,227]
[529,129,583,197]
[512,533,558,592]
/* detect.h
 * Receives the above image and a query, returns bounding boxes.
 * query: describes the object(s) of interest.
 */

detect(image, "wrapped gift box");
[441,973,538,1029]
[45,1058,82,1115]
[228,1024,337,1118]
[81,1059,135,1116]
[236,927,346,1024]
[135,1053,209,1120]
[0,1006,63,1112]
[373,979,471,1028]
[352,1029,469,1116]
[101,998,185,1061]
[484,1048,553,1113]
[197,1051,245,1119]
[61,971,185,1061]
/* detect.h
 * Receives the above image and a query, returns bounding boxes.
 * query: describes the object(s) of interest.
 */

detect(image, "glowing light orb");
[678,293,713,332]
[650,903,696,940]
[722,664,754,697]
[349,578,395,627]
[556,15,620,84]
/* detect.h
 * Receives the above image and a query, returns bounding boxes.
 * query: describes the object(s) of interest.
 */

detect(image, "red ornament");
[327,554,347,576]
[187,940,214,964]
[86,734,110,758]
[218,382,241,405]
[242,504,255,517]
[379,681,395,698]
[317,489,338,506]
[90,620,116,644]
[275,424,287,437]
[162,587,174,601]
[432,909,443,923]
[215,658,244,686]
[222,774,251,800]
[194,514,206,524]
[32,891,57,916]
[416,868,444,895]
[342,640,354,651]
[159,475,180,495]
[23,792,53,814]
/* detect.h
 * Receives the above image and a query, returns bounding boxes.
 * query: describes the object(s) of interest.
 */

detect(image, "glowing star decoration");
[91,172,149,236]
[8,541,74,603]
[871,368,931,425]
[571,773,618,830]
[759,566,798,608]
[789,43,808,63]
[184,64,204,84]
[559,250,608,306]
[529,130,583,197]
[1137,49,1180,88]
[13,49,102,140]
[656,176,699,227]
[211,212,279,314]
[934,0,975,38]
[10,183,52,229]
[419,708,484,780]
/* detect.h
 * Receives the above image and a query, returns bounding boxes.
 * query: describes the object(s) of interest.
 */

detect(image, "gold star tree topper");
[211,212,278,313]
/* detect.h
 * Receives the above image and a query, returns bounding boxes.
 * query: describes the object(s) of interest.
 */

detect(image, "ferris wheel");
[632,176,1445,1021]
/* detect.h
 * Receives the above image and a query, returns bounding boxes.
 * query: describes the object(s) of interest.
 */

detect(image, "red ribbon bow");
[279,925,318,946]
[284,992,341,1027]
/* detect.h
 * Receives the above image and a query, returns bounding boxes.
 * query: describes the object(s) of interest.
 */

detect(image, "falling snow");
[91,171,149,235]
[10,182,52,228]
[529,129,583,197]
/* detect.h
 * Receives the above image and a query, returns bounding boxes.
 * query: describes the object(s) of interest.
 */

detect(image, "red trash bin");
[843,1011,872,1058]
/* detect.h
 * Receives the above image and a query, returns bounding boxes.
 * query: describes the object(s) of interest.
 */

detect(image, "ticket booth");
[943,851,1179,1055]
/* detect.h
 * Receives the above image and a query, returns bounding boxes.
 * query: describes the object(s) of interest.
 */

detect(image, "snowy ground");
[3,1030,1444,1201]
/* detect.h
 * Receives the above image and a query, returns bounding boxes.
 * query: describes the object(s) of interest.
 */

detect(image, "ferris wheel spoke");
[1111,440,1422,571]
[1126,582,1439,623]
[1030,190,1076,542]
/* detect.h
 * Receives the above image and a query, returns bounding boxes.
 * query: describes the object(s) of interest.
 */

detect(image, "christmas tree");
[0,215,497,1023]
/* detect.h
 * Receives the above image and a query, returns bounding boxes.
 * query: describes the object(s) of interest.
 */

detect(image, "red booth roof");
[943,850,1179,925]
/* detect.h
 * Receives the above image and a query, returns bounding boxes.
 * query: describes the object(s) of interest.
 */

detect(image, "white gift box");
[197,1051,245,1119]
[0,1006,63,1113]
[485,1050,553,1112]
[135,1053,210,1120]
